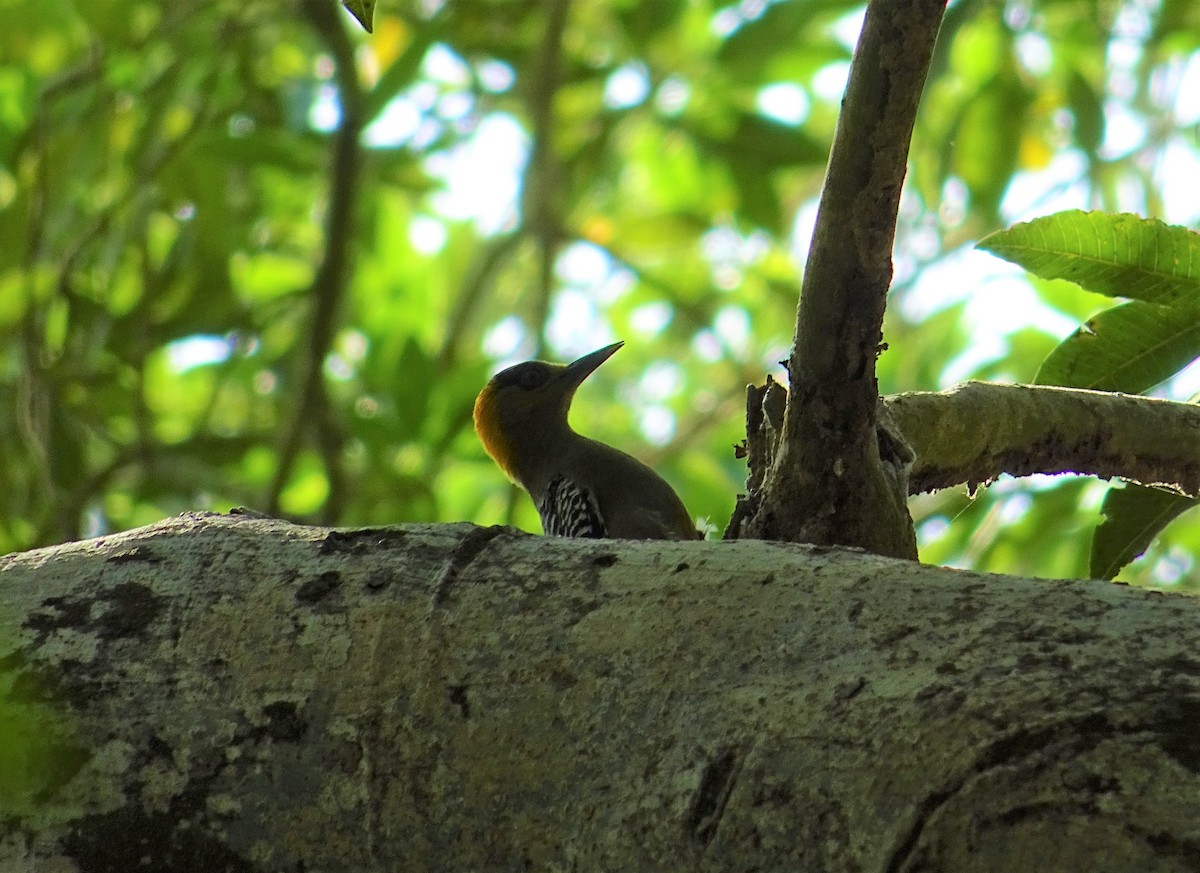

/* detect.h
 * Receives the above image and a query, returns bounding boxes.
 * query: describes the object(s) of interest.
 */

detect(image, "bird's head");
[473,341,624,482]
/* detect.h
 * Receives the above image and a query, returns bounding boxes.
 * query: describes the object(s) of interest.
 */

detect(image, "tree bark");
[889,382,1200,496]
[2,513,1199,872]
[742,0,948,558]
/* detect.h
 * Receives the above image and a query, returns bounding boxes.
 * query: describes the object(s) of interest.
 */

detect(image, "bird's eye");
[519,366,549,390]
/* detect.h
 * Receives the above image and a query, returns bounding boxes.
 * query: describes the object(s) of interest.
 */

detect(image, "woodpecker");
[474,341,700,540]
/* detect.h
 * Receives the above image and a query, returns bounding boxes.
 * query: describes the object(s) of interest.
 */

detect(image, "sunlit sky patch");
[426,113,527,234]
[756,83,809,126]
[167,335,234,371]
[603,62,650,109]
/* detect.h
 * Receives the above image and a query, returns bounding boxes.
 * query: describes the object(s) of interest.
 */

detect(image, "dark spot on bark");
[561,594,603,628]
[885,789,957,873]
[62,805,258,873]
[318,527,409,555]
[1156,655,1200,678]
[877,624,918,647]
[146,733,174,762]
[751,779,794,808]
[1061,769,1118,795]
[1128,826,1200,863]
[1059,628,1101,645]
[759,572,774,586]
[979,712,1111,771]
[95,583,164,639]
[25,596,92,638]
[364,570,395,592]
[261,701,307,742]
[548,666,579,692]
[592,553,618,568]
[847,600,864,623]
[914,682,967,715]
[992,799,1101,827]
[834,677,867,701]
[1153,696,1200,773]
[1016,651,1073,672]
[448,684,470,719]
[673,562,689,573]
[296,571,341,604]
[329,736,364,775]
[105,546,163,564]
[684,746,740,846]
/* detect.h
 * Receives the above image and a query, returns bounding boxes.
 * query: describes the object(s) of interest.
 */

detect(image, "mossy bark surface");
[2,513,1199,872]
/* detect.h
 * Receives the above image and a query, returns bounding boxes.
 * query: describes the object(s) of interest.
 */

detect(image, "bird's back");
[545,437,699,540]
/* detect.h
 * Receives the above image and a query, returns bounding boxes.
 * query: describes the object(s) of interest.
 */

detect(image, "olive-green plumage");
[473,342,699,540]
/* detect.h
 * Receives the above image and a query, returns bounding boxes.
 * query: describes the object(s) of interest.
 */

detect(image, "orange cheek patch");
[473,384,517,481]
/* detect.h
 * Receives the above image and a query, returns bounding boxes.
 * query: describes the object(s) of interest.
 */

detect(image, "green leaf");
[978,211,1200,306]
[1034,300,1200,391]
[1091,484,1199,580]
[952,76,1028,219]
[687,111,827,170]
[728,158,783,235]
[614,0,685,47]
[717,2,834,76]
[341,0,375,33]
[726,112,827,168]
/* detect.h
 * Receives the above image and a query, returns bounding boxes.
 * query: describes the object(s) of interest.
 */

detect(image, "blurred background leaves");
[2,0,1199,586]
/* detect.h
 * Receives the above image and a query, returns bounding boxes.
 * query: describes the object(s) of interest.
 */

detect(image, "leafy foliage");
[980,212,1200,392]
[1092,484,1199,581]
[981,212,1200,579]
[2,0,1199,586]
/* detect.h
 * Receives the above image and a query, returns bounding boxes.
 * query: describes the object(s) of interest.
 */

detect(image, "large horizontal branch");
[3,513,1200,871]
[888,381,1200,496]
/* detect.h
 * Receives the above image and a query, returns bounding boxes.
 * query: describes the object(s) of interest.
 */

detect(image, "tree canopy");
[3,0,1200,585]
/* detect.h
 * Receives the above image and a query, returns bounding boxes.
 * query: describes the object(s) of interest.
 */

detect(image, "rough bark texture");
[2,513,1200,871]
[889,382,1200,496]
[742,0,947,558]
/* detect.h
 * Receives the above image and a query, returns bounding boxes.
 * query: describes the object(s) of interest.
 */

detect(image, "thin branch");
[888,382,1200,497]
[267,0,364,518]
[522,0,571,355]
[792,1,944,428]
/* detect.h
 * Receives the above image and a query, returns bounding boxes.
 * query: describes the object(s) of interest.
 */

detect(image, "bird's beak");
[562,341,624,389]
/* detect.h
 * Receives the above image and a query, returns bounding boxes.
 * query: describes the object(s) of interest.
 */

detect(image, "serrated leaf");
[1034,300,1200,392]
[978,211,1200,305]
[1091,484,1199,580]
